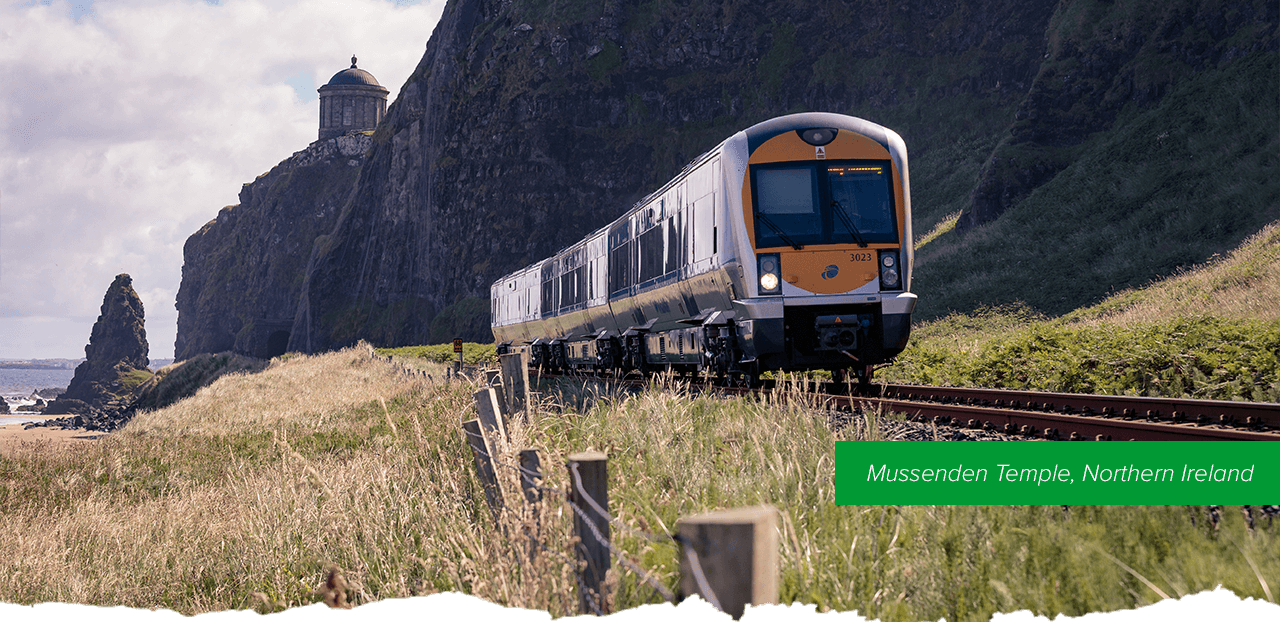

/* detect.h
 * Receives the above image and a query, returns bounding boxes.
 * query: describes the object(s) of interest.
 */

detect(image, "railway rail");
[529,370,1280,442]
[849,384,1280,442]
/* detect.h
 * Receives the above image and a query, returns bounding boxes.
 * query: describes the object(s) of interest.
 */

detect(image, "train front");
[729,113,916,381]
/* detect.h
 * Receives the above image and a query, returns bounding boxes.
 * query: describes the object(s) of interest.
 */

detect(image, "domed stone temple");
[317,56,389,140]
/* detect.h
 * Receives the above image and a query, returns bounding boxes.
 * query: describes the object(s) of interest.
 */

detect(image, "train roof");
[743,112,899,154]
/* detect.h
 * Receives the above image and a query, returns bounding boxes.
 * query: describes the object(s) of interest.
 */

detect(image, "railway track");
[529,370,1280,442]
[845,384,1280,442]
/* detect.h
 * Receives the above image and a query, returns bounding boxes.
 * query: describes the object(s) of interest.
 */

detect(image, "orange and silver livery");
[492,112,916,384]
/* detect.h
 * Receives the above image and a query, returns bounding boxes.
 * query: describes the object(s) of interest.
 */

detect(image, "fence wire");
[461,427,686,607]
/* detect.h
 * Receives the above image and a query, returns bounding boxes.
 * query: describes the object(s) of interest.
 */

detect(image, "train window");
[638,226,664,283]
[753,165,822,248]
[827,164,897,244]
[756,166,819,215]
[750,160,897,249]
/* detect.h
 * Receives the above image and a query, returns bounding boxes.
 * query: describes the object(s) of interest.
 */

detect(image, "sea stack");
[45,274,151,415]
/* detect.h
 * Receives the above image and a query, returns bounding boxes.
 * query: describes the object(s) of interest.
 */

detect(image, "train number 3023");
[849,252,873,262]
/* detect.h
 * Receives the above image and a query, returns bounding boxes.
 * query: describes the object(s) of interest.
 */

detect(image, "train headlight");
[878,250,901,290]
[757,253,782,295]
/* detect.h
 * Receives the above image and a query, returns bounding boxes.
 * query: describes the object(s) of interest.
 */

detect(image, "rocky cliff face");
[175,134,371,359]
[46,274,150,415]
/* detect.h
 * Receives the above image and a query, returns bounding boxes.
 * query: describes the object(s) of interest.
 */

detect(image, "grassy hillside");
[913,49,1279,320]
[885,221,1280,400]
[1,346,1274,619]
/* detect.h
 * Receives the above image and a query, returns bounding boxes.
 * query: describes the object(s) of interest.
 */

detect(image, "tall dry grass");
[0,346,500,610]
[1066,220,1280,327]
[1,347,1275,620]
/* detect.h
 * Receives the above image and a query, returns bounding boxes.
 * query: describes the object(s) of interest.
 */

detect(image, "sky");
[0,0,447,360]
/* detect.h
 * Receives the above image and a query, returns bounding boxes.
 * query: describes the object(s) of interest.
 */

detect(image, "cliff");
[287,0,1056,352]
[46,274,151,416]
[175,134,372,360]
[175,0,1277,355]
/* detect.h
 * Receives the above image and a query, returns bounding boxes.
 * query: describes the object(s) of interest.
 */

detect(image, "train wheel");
[854,365,874,387]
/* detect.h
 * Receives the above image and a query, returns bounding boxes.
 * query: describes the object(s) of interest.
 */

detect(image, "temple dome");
[325,66,382,87]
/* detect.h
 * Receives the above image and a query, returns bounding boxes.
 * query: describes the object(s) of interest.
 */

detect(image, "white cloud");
[0,0,445,359]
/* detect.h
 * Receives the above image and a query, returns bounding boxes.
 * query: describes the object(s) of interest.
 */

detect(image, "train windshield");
[751,160,897,249]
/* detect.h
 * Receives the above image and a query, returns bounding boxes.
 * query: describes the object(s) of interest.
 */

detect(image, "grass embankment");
[886,222,1280,401]
[1,346,1275,620]
[377,342,496,367]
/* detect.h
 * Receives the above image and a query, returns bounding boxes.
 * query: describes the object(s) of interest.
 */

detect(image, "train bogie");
[493,113,916,383]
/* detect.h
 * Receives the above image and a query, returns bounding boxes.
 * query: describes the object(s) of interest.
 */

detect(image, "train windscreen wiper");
[756,213,803,250]
[832,200,868,247]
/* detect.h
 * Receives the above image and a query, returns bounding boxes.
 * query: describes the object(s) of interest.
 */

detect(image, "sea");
[1,367,76,425]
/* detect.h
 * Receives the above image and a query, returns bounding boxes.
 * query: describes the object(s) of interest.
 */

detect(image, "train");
[490,112,916,384]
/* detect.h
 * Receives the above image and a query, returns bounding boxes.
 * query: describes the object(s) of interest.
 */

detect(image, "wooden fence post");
[519,449,542,505]
[491,382,509,418]
[472,387,509,443]
[676,505,778,620]
[519,449,543,563]
[567,451,611,614]
[499,352,530,418]
[461,419,503,523]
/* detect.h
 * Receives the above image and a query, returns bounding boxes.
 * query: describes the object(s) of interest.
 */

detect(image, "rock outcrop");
[175,133,372,360]
[45,274,151,418]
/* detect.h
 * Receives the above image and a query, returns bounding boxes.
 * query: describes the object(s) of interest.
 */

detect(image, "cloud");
[0,0,445,359]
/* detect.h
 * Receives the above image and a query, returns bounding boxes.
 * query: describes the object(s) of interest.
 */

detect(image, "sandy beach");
[0,422,106,455]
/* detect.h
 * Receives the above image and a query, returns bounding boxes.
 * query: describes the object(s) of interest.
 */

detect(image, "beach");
[0,421,105,455]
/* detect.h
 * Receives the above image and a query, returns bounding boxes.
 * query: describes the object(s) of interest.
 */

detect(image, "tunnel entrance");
[266,330,291,358]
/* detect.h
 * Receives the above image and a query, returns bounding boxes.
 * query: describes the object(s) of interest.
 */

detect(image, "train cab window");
[754,166,822,249]
[750,160,897,249]
[828,165,897,243]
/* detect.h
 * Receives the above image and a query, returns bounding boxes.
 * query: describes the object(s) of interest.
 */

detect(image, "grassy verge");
[1,347,1274,620]
[885,222,1280,401]
[377,342,496,367]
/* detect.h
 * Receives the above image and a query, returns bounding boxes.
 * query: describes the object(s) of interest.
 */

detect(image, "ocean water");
[0,368,76,396]
[0,415,43,425]
[1,368,74,421]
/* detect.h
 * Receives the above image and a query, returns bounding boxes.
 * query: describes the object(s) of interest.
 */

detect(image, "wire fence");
[450,354,780,618]
[461,426,683,611]
[417,352,1269,616]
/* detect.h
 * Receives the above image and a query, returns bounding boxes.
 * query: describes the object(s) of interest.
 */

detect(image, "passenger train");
[490,112,916,384]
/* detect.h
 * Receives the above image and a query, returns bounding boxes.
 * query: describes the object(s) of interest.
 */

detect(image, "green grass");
[883,312,1280,401]
[886,220,1280,401]
[377,342,497,366]
[132,352,267,412]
